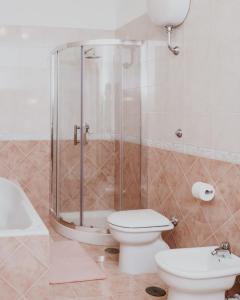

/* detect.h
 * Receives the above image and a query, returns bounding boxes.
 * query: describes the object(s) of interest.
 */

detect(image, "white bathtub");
[0,177,49,237]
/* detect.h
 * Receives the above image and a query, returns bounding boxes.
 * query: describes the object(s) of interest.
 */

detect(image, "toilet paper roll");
[192,182,215,202]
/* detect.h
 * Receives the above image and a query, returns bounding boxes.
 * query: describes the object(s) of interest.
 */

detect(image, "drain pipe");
[227,276,240,299]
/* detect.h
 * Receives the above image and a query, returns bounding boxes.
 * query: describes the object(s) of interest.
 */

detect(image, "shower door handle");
[84,123,90,145]
[74,125,80,145]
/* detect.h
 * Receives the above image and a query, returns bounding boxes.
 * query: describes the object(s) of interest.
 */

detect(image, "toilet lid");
[108,209,171,229]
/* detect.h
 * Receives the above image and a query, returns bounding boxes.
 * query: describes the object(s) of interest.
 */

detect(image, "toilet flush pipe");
[166,26,180,55]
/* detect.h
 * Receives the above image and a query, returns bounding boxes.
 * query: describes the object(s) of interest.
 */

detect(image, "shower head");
[85,54,101,59]
[84,48,101,60]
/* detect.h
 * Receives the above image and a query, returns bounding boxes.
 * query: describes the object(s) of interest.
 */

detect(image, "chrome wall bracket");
[166,26,180,56]
[170,216,179,227]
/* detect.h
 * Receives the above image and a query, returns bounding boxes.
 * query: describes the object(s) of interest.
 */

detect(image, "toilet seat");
[108,209,173,232]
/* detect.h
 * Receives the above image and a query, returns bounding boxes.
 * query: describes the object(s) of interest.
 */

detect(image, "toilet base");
[168,289,225,300]
[119,237,169,274]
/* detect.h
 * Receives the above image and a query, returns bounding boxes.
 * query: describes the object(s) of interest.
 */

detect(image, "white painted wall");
[0,25,114,140]
[117,0,240,163]
[115,0,147,28]
[0,0,147,140]
[0,0,117,30]
[0,0,147,30]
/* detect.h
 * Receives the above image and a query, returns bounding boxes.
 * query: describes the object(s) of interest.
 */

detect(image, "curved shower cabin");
[50,39,142,245]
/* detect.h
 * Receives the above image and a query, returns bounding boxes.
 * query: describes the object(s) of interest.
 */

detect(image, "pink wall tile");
[25,271,49,300]
[217,166,240,214]
[142,145,240,252]
[0,238,20,267]
[0,278,20,300]
[0,235,49,299]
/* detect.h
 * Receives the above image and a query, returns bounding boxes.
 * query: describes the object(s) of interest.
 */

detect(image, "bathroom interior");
[1,0,240,299]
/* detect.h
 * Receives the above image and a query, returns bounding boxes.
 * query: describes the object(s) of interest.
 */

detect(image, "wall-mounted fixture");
[147,0,191,55]
[175,128,183,138]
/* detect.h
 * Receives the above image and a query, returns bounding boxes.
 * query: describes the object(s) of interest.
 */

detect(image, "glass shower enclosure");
[50,40,142,245]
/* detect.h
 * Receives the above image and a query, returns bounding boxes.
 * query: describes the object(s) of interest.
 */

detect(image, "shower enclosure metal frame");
[50,39,142,245]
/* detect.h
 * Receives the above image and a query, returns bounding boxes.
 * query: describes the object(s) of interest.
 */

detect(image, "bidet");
[155,246,240,300]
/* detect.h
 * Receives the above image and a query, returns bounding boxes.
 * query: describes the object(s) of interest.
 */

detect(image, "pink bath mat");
[50,240,106,284]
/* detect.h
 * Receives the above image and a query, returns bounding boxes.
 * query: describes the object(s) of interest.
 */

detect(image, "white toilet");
[107,209,173,274]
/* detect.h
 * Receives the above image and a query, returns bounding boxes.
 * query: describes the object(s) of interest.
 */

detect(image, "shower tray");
[51,210,117,246]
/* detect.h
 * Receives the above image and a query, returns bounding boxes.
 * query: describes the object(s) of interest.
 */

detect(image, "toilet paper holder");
[205,190,214,195]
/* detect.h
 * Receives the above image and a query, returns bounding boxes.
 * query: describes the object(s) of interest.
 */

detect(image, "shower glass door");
[82,45,121,228]
[51,41,142,233]
[81,44,141,228]
[56,47,83,226]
